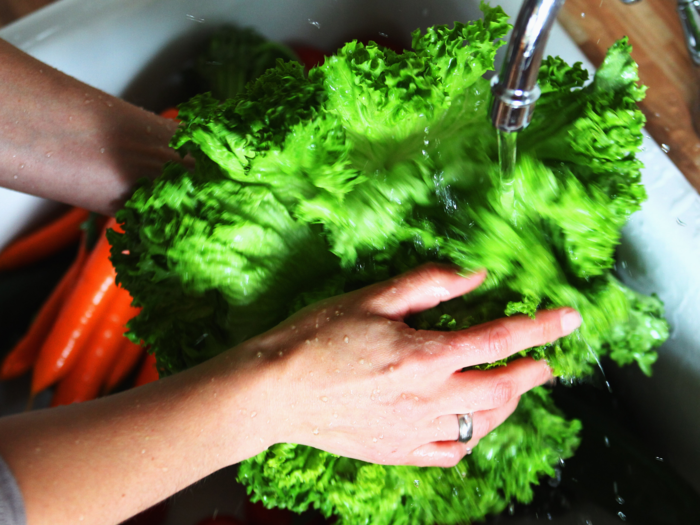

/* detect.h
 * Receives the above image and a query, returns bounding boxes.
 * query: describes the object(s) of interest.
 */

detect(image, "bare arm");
[0,38,182,216]
[0,265,580,525]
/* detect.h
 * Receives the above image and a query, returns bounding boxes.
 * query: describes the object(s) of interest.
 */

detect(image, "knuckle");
[491,379,516,407]
[486,323,513,358]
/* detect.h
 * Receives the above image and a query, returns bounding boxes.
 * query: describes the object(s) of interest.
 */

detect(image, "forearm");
[0,39,181,216]
[0,345,271,525]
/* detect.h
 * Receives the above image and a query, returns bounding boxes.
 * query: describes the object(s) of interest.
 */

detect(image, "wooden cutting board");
[559,0,700,192]
[2,0,699,192]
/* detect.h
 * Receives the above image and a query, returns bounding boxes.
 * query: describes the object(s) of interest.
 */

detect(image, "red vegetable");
[50,285,140,406]
[0,207,89,271]
[160,107,180,121]
[0,237,88,380]
[246,500,294,525]
[290,45,327,71]
[31,219,121,394]
[133,353,159,387]
[103,338,146,393]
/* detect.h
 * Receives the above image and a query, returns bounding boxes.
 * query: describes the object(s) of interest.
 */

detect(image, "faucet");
[490,0,567,133]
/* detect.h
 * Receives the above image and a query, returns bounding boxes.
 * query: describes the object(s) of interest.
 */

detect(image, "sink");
[1,0,699,521]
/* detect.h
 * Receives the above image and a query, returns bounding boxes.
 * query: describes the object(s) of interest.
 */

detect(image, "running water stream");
[497,129,517,210]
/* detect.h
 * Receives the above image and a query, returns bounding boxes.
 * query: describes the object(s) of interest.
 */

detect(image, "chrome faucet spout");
[490,0,566,132]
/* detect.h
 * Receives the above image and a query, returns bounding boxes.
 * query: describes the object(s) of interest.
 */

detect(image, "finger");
[436,357,552,413]
[430,307,581,369]
[363,263,486,321]
[407,396,521,467]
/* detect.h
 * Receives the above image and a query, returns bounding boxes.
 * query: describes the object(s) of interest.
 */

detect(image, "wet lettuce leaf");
[110,4,668,524]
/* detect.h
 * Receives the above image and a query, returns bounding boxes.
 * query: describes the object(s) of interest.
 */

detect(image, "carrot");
[160,107,180,121]
[0,207,89,271]
[134,353,159,387]
[102,338,145,394]
[50,285,140,406]
[31,218,121,394]
[0,237,89,380]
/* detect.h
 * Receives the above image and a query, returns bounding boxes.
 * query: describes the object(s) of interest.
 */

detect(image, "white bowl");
[1,0,699,510]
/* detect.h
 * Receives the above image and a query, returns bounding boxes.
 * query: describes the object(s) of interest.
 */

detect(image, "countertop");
[2,0,699,193]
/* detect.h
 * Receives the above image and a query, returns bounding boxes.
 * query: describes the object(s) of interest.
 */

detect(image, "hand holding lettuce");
[110,3,669,524]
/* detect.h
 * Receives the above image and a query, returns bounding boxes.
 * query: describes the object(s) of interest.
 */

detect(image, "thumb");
[364,263,487,321]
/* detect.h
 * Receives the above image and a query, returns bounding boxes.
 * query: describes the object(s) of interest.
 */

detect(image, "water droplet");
[256,352,263,358]
[581,11,586,17]
[305,340,311,345]
[45,151,52,158]
[616,495,625,505]
[655,456,664,462]
[321,396,328,402]
[251,411,257,418]
[13,175,17,180]
[186,14,205,23]
[604,436,610,447]
[379,434,384,439]
[677,218,687,226]
[100,148,105,154]
[141,449,146,454]
[359,359,365,365]
[379,32,388,38]
[414,480,420,486]
[661,143,670,153]
[344,336,349,343]
[333,413,338,418]
[465,448,472,455]
[389,366,395,372]
[308,18,321,29]
[618,511,627,521]
[19,164,24,169]
[313,428,319,435]
[373,437,378,442]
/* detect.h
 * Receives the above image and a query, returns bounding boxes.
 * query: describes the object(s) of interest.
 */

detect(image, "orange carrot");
[103,339,146,393]
[31,219,121,394]
[0,207,89,271]
[50,285,140,407]
[134,353,159,387]
[160,107,180,121]
[0,238,89,380]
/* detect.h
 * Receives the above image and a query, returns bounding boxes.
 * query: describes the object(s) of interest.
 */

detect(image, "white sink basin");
[1,0,699,515]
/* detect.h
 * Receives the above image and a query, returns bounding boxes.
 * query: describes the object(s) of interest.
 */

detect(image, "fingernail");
[561,309,582,335]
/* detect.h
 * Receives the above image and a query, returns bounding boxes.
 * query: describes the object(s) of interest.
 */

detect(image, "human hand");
[235,263,581,468]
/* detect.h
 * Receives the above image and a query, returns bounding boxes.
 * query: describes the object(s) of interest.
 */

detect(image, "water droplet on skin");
[19,164,24,169]
[373,437,378,442]
[333,413,338,418]
[100,148,105,154]
[313,428,319,435]
[141,449,146,454]
[335,369,340,373]
[581,11,585,17]
[308,18,321,29]
[379,434,384,439]
[251,412,257,418]
[45,152,52,158]
[13,175,17,180]
[321,396,328,402]
[661,143,670,153]
[370,395,375,401]
[359,359,365,365]
[344,336,349,343]
[256,352,263,358]
[305,340,311,345]
[315,337,319,343]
